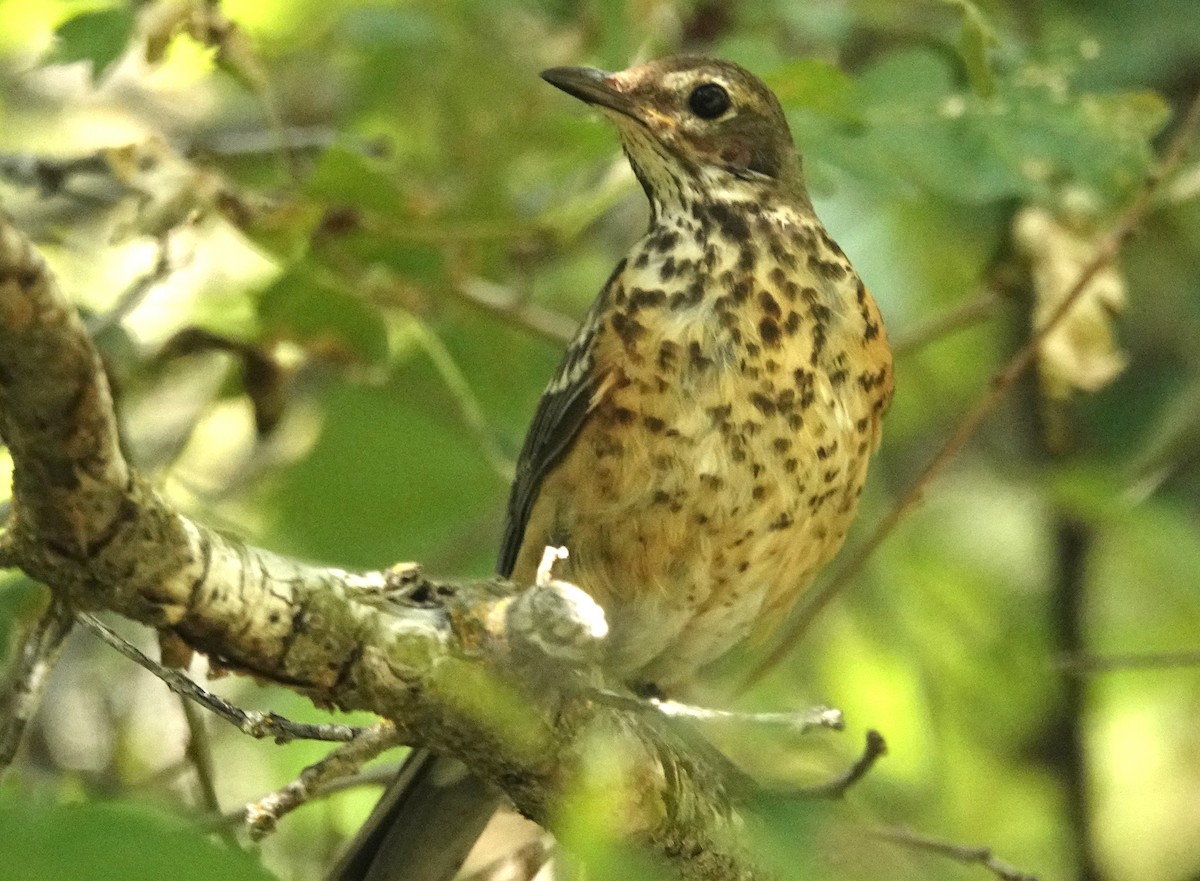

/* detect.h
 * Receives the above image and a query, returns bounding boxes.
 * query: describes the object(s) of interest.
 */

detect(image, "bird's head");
[541,56,806,212]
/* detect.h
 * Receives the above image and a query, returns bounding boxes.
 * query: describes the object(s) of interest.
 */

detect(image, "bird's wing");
[496,272,619,579]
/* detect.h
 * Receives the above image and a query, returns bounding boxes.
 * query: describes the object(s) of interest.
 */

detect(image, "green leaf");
[52,7,135,81]
[766,58,863,125]
[939,0,999,96]
[0,797,277,881]
[258,266,390,365]
[304,146,406,217]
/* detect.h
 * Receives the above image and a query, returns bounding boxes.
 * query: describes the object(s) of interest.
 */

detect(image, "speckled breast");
[525,201,891,689]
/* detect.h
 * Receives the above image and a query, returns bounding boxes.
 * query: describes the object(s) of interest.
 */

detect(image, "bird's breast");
[523,204,892,688]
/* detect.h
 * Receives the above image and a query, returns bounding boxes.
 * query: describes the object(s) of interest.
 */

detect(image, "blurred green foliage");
[1,1,1199,880]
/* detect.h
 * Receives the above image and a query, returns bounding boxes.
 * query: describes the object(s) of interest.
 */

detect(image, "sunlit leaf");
[51,7,135,81]
[0,797,277,881]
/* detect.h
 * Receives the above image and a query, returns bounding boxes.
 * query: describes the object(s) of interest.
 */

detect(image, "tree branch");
[0,213,772,880]
[0,597,74,776]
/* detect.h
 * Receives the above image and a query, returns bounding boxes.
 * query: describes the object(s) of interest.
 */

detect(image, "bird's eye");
[687,82,731,120]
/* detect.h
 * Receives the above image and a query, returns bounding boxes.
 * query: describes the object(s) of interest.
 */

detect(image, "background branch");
[0,213,772,880]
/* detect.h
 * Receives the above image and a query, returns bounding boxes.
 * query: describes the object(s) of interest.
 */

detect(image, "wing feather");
[496,267,622,578]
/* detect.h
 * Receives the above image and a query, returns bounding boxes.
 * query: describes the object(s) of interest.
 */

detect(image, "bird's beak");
[541,66,640,121]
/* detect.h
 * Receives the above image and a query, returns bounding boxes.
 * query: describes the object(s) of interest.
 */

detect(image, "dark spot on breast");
[808,253,847,281]
[654,230,679,252]
[784,458,799,473]
[759,318,781,348]
[810,325,827,364]
[731,280,751,303]
[738,244,757,272]
[628,287,666,311]
[658,340,679,371]
[707,404,732,425]
[785,311,802,335]
[653,490,671,505]
[768,512,794,531]
[611,407,635,425]
[790,226,817,249]
[688,341,712,370]
[659,257,677,281]
[820,228,847,259]
[737,561,750,573]
[708,201,751,243]
[858,367,889,393]
[759,290,781,319]
[593,433,623,458]
[749,393,775,416]
[700,473,724,490]
[610,312,645,346]
[644,415,665,432]
[634,251,650,269]
[864,321,880,341]
[773,437,792,453]
[769,266,787,288]
[752,485,766,500]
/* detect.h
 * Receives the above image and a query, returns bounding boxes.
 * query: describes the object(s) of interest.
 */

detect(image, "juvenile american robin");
[332,56,893,881]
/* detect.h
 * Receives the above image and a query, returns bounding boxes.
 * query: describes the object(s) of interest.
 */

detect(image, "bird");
[330,55,893,881]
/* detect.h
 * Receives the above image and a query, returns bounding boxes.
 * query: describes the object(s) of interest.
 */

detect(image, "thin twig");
[85,238,178,337]
[235,722,403,840]
[76,614,363,743]
[455,276,578,344]
[789,730,887,799]
[180,696,222,812]
[740,86,1200,690]
[214,762,403,829]
[0,599,75,776]
[591,690,845,735]
[1056,649,1200,674]
[179,695,240,846]
[870,826,1040,881]
[891,288,1002,358]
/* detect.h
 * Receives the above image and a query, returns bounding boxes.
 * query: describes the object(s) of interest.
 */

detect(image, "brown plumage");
[332,55,892,881]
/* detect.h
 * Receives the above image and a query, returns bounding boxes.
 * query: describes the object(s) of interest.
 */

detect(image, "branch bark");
[0,213,767,880]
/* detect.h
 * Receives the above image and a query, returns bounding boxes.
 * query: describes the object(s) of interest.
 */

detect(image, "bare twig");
[1056,649,1200,674]
[76,614,363,743]
[741,86,1200,689]
[181,696,222,812]
[455,276,578,344]
[214,762,403,829]
[871,826,1040,881]
[891,288,1002,358]
[85,238,177,337]
[179,695,240,846]
[0,599,75,776]
[791,729,887,800]
[237,722,403,840]
[654,699,845,735]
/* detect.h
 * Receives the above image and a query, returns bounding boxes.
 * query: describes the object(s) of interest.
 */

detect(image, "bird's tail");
[328,749,502,881]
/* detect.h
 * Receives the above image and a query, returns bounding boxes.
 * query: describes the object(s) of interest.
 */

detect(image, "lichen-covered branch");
[0,213,769,881]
